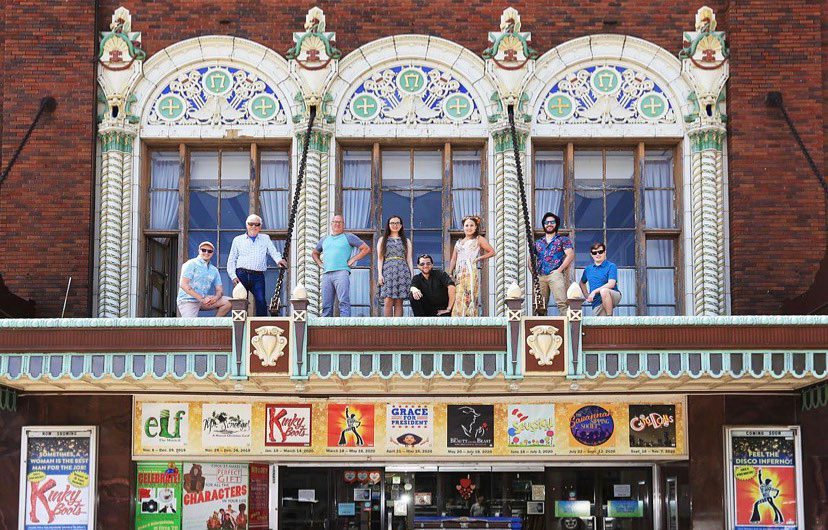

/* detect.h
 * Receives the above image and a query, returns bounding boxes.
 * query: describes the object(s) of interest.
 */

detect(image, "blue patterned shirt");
[534,234,573,275]
[177,258,222,303]
[227,233,283,280]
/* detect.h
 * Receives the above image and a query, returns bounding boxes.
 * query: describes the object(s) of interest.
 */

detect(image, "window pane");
[645,190,675,228]
[188,231,215,262]
[606,230,636,267]
[220,191,248,229]
[648,306,676,316]
[218,231,237,267]
[605,151,634,187]
[606,190,635,228]
[413,151,442,188]
[343,190,372,229]
[151,152,179,189]
[452,190,481,229]
[574,192,603,228]
[644,150,674,187]
[646,240,674,267]
[343,151,372,188]
[574,151,602,188]
[617,268,636,305]
[535,190,564,227]
[260,190,288,229]
[452,151,481,188]
[261,152,290,189]
[349,269,371,307]
[190,152,219,189]
[221,152,250,189]
[189,191,218,229]
[382,190,411,224]
[535,153,564,188]
[382,151,409,187]
[150,191,179,230]
[413,190,442,228]
[352,236,373,267]
[414,231,443,269]
[647,269,676,305]
[574,230,603,267]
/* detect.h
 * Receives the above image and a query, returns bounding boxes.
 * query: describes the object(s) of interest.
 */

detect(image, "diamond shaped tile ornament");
[537,65,677,125]
[287,7,340,110]
[342,65,481,125]
[146,67,287,126]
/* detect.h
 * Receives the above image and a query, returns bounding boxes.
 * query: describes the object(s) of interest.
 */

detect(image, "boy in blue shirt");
[579,242,622,316]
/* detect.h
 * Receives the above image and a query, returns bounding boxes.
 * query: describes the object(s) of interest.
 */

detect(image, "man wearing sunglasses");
[228,214,288,316]
[409,254,456,316]
[177,241,232,317]
[534,212,574,315]
[580,242,622,316]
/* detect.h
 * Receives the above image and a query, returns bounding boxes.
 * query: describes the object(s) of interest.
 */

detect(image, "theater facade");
[0,3,827,530]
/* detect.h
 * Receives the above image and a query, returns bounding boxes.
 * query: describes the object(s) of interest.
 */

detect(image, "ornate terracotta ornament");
[526,325,563,366]
[251,326,288,366]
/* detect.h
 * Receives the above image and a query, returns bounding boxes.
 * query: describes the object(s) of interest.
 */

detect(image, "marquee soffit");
[128,33,693,136]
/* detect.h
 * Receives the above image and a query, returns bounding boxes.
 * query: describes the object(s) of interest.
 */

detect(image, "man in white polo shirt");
[227,214,288,316]
[177,241,232,317]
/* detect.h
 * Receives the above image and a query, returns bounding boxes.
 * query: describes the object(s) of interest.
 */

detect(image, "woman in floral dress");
[448,215,495,316]
[377,215,414,317]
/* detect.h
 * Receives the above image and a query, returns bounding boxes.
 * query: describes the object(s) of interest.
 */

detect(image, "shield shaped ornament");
[526,325,563,366]
[251,326,288,366]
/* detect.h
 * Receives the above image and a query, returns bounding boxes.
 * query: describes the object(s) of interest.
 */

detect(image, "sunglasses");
[591,249,605,256]
[544,220,557,225]
[418,261,433,266]
[247,222,261,227]
[200,248,214,253]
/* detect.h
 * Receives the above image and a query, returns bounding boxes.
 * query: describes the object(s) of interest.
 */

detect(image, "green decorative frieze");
[689,129,725,152]
[100,130,135,153]
[296,129,331,153]
[0,386,17,412]
[802,382,828,411]
[493,128,527,153]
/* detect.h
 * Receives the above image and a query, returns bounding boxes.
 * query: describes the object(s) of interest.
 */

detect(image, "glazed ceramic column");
[96,7,145,316]
[483,8,537,315]
[680,6,730,315]
[287,8,340,317]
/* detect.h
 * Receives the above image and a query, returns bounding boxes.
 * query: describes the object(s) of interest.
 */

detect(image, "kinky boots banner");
[18,427,97,530]
[133,396,687,460]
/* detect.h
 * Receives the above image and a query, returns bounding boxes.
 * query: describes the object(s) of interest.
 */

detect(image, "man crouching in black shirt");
[409,254,455,316]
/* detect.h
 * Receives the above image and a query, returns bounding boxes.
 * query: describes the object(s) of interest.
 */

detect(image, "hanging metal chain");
[507,105,546,315]
[269,105,317,315]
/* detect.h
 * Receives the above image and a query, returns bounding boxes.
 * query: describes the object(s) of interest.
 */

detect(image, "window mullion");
[178,143,188,267]
[634,142,647,315]
[443,143,452,267]
[250,143,259,215]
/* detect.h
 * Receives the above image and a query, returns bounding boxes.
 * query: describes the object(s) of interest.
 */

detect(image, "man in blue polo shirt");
[312,214,372,317]
[579,241,622,316]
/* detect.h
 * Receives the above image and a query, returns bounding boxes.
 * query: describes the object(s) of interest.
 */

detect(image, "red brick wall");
[0,1,822,315]
[1,0,97,317]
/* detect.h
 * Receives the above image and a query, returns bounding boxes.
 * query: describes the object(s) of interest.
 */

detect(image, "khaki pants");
[538,270,569,315]
[593,290,622,316]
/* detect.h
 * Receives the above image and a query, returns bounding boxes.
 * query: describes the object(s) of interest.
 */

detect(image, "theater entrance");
[382,466,653,530]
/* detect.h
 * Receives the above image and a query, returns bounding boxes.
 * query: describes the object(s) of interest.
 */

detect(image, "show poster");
[247,464,269,529]
[141,403,190,452]
[447,404,494,448]
[135,462,182,530]
[507,404,555,450]
[20,427,96,530]
[326,404,375,449]
[628,404,676,451]
[386,403,433,452]
[729,428,800,530]
[563,403,621,455]
[201,403,252,452]
[264,404,312,448]
[181,463,249,530]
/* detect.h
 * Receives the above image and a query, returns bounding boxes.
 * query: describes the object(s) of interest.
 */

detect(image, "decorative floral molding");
[342,65,481,125]
[251,326,289,366]
[526,325,563,366]
[147,66,287,126]
[537,64,676,125]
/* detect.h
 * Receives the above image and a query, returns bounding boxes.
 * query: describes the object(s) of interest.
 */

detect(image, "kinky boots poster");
[19,427,97,530]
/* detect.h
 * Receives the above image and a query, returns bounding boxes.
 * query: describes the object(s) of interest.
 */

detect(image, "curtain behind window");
[643,158,674,228]
[451,157,481,229]
[150,153,179,230]
[534,158,564,226]
[343,155,371,229]
[260,153,290,230]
